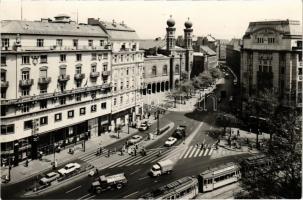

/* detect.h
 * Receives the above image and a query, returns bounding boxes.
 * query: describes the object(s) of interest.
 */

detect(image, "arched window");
[163,65,168,75]
[152,66,157,76]
[175,64,180,74]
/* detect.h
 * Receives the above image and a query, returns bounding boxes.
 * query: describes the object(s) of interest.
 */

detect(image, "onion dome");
[167,15,175,27]
[184,18,192,28]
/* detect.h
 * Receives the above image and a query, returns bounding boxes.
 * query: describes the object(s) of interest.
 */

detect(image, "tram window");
[204,179,207,185]
[208,179,212,184]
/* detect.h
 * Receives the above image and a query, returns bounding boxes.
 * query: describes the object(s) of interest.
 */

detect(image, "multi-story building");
[0,14,113,165]
[87,18,144,130]
[241,19,302,110]
[216,39,229,63]
[226,38,241,78]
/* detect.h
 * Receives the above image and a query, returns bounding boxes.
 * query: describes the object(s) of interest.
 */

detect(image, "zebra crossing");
[79,148,112,163]
[178,144,214,159]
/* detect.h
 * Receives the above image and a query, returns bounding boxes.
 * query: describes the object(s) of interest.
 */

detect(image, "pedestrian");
[135,144,138,149]
[134,148,137,156]
[200,143,203,150]
[108,149,110,157]
[95,168,99,176]
[237,129,240,137]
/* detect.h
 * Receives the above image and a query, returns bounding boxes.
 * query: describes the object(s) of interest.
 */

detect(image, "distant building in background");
[216,39,229,63]
[226,38,241,78]
[241,19,302,110]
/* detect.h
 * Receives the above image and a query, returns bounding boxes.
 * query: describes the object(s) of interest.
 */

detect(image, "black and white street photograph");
[0,0,302,199]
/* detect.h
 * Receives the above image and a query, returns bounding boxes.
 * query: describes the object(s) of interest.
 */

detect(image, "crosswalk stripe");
[183,146,194,159]
[194,148,201,157]
[178,147,188,159]
[188,147,198,158]
[116,151,158,167]
[125,151,162,166]
[141,150,172,164]
[203,149,209,156]
[208,148,213,155]
[199,149,205,156]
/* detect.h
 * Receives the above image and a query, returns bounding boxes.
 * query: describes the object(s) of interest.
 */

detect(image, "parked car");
[127,135,143,145]
[39,172,60,185]
[164,137,178,147]
[138,123,149,131]
[58,163,81,176]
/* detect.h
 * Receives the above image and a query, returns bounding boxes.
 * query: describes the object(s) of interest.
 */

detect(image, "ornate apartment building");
[241,19,302,110]
[0,14,143,166]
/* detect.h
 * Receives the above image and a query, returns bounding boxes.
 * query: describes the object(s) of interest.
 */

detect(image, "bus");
[197,162,241,192]
[140,176,199,200]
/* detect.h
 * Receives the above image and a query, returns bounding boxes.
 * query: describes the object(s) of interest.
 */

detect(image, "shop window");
[1,124,14,134]
[101,102,106,109]
[54,113,62,122]
[40,116,48,126]
[68,110,74,118]
[80,107,86,115]
[91,104,97,112]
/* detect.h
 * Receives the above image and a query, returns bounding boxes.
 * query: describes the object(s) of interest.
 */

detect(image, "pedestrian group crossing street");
[79,144,221,168]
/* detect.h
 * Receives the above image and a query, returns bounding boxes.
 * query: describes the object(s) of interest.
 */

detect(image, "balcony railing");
[1,81,9,89]
[19,79,33,87]
[38,77,51,85]
[74,73,85,81]
[90,71,100,79]
[102,71,111,78]
[58,75,70,83]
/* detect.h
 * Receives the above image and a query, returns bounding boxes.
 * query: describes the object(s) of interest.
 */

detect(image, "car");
[138,123,149,131]
[39,172,60,185]
[127,135,143,145]
[164,137,178,147]
[58,163,81,176]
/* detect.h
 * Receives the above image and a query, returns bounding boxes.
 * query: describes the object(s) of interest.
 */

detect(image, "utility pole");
[157,109,160,135]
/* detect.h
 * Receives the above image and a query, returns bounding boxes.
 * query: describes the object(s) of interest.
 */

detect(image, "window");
[88,40,93,47]
[299,68,302,75]
[76,54,82,61]
[22,104,30,113]
[60,67,66,76]
[40,100,47,109]
[60,83,66,92]
[21,89,30,96]
[1,106,6,116]
[299,53,302,62]
[121,55,124,62]
[121,43,126,50]
[60,54,66,62]
[54,113,62,122]
[1,56,6,66]
[56,39,63,47]
[126,68,129,75]
[21,71,29,80]
[114,98,117,105]
[175,65,180,74]
[91,65,97,72]
[37,39,44,47]
[103,64,108,71]
[132,44,136,50]
[76,94,81,101]
[68,110,74,118]
[22,56,30,65]
[39,69,47,78]
[126,81,129,88]
[80,107,86,115]
[40,116,48,126]
[100,40,104,46]
[76,82,81,88]
[101,102,106,109]
[163,65,168,75]
[268,38,275,44]
[24,120,33,130]
[114,83,117,92]
[91,104,97,112]
[120,82,123,90]
[76,66,82,74]
[120,96,123,104]
[59,97,66,105]
[1,38,9,47]
[114,55,117,63]
[1,71,6,82]
[91,53,97,61]
[40,55,47,63]
[1,124,14,134]
[73,39,78,47]
[257,38,264,43]
[152,66,157,76]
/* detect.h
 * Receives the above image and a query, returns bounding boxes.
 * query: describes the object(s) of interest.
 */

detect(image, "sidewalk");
[1,116,160,185]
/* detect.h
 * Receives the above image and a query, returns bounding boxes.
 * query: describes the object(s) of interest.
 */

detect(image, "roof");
[200,45,217,56]
[244,19,302,37]
[200,162,240,179]
[139,39,166,50]
[193,52,204,56]
[217,39,230,44]
[206,34,216,42]
[98,20,139,40]
[1,20,108,37]
[101,173,126,183]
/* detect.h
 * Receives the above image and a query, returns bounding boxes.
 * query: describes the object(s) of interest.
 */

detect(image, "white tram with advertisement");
[198,162,241,192]
[140,176,199,200]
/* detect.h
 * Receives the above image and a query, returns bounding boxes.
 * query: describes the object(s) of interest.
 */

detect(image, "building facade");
[226,38,241,78]
[240,19,302,110]
[1,15,113,165]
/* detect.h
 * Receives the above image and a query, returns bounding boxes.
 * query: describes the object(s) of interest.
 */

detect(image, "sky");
[1,0,301,40]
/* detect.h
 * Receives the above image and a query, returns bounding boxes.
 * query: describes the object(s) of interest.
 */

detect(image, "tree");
[179,80,194,98]
[209,67,222,79]
[181,71,189,81]
[192,71,213,90]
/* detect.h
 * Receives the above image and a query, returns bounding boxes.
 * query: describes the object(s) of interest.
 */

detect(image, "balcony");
[298,75,302,81]
[299,61,302,66]
[74,73,85,81]
[90,71,100,79]
[58,75,70,83]
[19,79,33,88]
[101,83,112,91]
[102,71,111,78]
[1,81,9,90]
[38,77,51,85]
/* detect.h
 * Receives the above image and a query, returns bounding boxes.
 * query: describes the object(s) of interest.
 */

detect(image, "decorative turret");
[184,17,193,49]
[166,15,176,52]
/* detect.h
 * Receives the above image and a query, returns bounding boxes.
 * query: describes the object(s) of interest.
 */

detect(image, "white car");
[39,172,60,185]
[138,123,148,131]
[164,137,178,147]
[58,163,81,176]
[127,135,143,145]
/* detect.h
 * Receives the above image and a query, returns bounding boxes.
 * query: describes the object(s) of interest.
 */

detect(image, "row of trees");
[167,67,222,106]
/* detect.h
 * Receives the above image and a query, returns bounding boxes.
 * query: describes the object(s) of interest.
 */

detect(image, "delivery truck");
[149,159,173,177]
[90,173,128,194]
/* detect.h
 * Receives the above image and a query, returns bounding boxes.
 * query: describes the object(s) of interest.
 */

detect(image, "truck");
[91,173,128,194]
[149,159,174,177]
[172,125,187,139]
